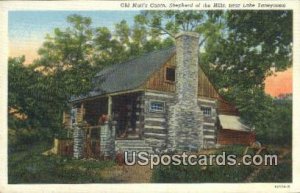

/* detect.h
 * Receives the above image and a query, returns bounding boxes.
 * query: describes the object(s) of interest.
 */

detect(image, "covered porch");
[80,91,144,139]
[66,91,145,159]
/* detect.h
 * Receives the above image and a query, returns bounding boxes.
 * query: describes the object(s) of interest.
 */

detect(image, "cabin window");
[165,67,175,82]
[149,101,165,112]
[201,106,212,116]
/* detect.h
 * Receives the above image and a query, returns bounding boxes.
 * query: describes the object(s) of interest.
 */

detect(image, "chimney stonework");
[167,32,204,151]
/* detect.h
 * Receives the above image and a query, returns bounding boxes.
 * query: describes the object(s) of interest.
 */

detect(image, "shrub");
[255,100,292,146]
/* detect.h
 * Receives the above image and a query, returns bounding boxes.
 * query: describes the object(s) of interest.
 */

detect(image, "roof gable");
[72,47,176,101]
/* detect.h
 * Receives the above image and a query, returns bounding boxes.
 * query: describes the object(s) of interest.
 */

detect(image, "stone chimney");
[167,32,204,152]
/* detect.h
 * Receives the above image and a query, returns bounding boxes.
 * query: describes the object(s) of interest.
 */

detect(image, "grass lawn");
[8,142,115,183]
[8,143,292,183]
[151,164,255,183]
[253,162,292,182]
[151,145,292,183]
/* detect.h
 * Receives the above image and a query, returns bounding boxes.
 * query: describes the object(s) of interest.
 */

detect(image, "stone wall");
[100,121,116,158]
[73,125,85,159]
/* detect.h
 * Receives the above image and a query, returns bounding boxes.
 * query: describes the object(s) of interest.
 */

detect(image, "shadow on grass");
[8,143,115,184]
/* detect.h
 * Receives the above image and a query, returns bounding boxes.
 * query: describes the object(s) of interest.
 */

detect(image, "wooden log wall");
[143,91,174,150]
[145,55,176,93]
[143,92,220,150]
[217,129,256,145]
[217,98,239,115]
[144,55,220,99]
[198,98,218,149]
[143,54,238,116]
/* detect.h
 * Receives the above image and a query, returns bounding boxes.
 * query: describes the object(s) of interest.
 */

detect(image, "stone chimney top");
[175,31,200,39]
[174,31,200,107]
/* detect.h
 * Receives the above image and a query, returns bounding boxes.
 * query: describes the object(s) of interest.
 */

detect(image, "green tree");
[135,11,224,47]
[8,15,97,145]
[93,17,174,67]
[33,14,96,107]
[8,56,62,145]
[202,11,292,125]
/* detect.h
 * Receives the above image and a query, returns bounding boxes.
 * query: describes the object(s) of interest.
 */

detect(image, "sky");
[8,11,292,97]
[9,11,138,63]
[264,68,292,97]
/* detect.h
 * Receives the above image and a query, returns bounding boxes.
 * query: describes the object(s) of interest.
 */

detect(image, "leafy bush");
[255,100,292,146]
[8,125,56,152]
[214,145,255,157]
[54,128,73,140]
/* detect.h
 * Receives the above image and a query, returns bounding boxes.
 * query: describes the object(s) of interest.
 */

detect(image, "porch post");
[108,95,112,117]
[100,95,115,159]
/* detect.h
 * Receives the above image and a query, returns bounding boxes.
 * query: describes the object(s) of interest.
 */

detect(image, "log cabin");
[63,32,255,159]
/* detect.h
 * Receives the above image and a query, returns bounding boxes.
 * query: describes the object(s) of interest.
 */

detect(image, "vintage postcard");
[0,1,299,193]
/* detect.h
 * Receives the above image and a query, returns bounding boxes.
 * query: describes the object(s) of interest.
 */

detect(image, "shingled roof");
[71,46,176,101]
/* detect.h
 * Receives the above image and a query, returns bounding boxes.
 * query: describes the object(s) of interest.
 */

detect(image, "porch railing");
[72,122,116,159]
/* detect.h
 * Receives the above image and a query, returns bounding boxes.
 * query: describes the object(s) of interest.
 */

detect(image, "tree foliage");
[134,11,224,47]
[9,56,61,127]
[202,11,292,125]
[8,56,63,145]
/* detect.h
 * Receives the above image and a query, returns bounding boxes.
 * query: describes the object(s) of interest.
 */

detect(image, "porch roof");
[71,46,176,102]
[218,114,252,132]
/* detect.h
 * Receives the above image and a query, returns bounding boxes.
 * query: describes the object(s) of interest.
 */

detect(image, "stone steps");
[115,139,148,146]
[115,140,153,154]
[144,132,167,140]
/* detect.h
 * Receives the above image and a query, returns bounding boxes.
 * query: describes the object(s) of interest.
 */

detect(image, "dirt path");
[101,165,152,183]
[100,149,217,183]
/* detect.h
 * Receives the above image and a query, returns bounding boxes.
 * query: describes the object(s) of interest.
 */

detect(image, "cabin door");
[116,96,139,139]
[84,127,101,158]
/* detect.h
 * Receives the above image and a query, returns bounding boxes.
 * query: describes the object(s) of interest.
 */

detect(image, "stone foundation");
[100,121,116,158]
